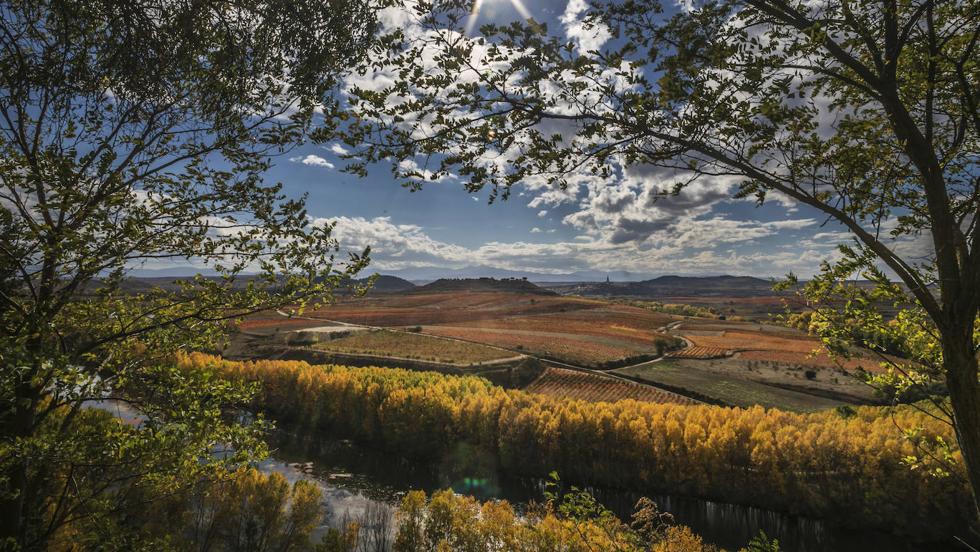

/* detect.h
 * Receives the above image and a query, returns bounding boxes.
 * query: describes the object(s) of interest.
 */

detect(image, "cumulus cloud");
[329,143,350,155]
[291,154,335,169]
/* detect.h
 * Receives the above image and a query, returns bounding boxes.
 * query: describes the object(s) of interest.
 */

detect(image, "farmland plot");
[446,305,677,346]
[525,367,698,405]
[314,329,515,365]
[421,325,666,367]
[309,292,602,326]
[614,359,869,411]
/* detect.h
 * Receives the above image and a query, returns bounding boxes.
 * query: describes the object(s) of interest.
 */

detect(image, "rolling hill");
[546,275,786,298]
[414,277,557,295]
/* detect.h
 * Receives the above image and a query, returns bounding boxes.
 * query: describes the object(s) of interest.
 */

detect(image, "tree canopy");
[0,0,376,547]
[324,0,980,525]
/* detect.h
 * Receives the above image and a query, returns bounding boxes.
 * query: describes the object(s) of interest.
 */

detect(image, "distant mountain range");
[118,267,797,298]
[369,265,674,283]
[544,275,788,298]
[125,264,784,285]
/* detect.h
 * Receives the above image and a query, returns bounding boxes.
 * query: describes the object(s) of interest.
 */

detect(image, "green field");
[314,329,515,365]
[613,359,855,412]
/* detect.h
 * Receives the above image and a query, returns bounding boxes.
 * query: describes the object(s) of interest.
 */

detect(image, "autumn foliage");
[178,353,970,538]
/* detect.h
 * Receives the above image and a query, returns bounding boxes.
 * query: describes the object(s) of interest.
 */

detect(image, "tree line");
[182,353,970,540]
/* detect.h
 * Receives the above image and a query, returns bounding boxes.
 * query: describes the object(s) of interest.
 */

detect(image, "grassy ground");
[313,329,513,365]
[613,359,860,412]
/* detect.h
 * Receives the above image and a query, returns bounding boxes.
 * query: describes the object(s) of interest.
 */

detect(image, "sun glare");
[465,0,534,35]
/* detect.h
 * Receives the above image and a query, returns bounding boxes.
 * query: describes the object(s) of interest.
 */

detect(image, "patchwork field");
[669,320,884,372]
[312,329,515,365]
[303,291,603,326]
[420,325,647,366]
[232,285,891,411]
[524,367,698,405]
[613,359,866,411]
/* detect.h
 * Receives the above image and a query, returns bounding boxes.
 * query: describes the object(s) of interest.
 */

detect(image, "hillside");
[414,277,557,295]
[341,274,416,294]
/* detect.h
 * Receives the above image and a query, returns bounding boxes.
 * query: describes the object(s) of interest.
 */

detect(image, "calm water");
[87,399,957,551]
[263,430,948,552]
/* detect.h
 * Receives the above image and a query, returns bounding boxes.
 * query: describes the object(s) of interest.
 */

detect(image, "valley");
[230,277,885,412]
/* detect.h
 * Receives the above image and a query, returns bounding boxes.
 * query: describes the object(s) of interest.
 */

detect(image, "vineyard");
[232,290,890,410]
[305,292,602,326]
[238,316,328,333]
[313,329,515,364]
[667,346,733,359]
[421,325,656,366]
[673,326,883,372]
[444,305,676,345]
[614,358,862,411]
[737,349,883,371]
[524,367,698,405]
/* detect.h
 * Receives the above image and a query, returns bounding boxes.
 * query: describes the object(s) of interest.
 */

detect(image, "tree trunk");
[0,401,34,548]
[945,328,980,527]
[0,349,43,550]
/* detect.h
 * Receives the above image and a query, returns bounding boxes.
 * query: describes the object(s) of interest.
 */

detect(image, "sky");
[207,0,871,281]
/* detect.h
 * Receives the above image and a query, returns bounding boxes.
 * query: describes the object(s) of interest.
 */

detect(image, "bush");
[286,331,320,346]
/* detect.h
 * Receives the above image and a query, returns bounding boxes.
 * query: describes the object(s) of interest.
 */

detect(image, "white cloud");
[561,0,611,54]
[537,210,548,218]
[314,213,838,278]
[291,154,335,169]
[329,143,351,155]
[398,158,456,183]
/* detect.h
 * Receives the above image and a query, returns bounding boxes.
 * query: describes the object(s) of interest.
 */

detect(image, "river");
[88,399,953,551]
[261,430,942,552]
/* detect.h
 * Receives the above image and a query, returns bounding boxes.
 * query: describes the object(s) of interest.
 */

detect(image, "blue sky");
[238,0,865,280]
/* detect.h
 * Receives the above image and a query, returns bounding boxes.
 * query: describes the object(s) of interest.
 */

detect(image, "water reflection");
[266,430,945,552]
[84,399,954,551]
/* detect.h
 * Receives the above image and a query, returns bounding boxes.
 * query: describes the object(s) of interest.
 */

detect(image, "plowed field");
[524,367,698,405]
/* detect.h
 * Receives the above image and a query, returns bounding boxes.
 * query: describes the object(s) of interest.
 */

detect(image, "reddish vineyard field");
[307,292,602,326]
[675,325,887,372]
[684,330,824,353]
[314,329,513,364]
[737,350,885,372]
[449,305,676,346]
[667,346,732,359]
[421,326,649,366]
[524,368,698,405]
[238,317,324,332]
